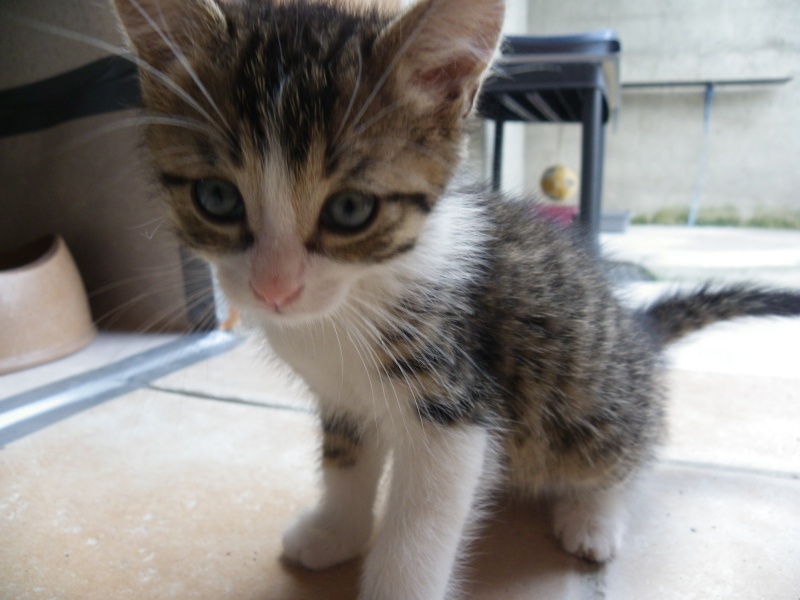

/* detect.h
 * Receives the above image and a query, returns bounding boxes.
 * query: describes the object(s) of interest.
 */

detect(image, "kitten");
[113,0,800,598]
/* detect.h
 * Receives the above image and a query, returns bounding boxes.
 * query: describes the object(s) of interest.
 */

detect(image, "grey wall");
[0,0,123,89]
[518,0,800,221]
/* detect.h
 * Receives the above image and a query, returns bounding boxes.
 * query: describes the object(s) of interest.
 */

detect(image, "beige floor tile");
[1,390,326,600]
[666,318,800,380]
[606,465,800,600]
[152,335,312,410]
[662,370,800,474]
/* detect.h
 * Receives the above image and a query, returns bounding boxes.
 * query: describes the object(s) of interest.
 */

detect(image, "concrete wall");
[515,0,800,221]
[0,0,122,88]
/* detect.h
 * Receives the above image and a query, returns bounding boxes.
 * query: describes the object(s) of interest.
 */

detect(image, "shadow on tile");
[276,558,361,600]
[273,498,589,600]
[465,498,592,599]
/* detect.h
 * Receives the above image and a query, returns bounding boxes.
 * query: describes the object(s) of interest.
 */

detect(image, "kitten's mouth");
[273,285,305,313]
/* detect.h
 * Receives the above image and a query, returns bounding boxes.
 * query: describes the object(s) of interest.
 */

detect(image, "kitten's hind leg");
[282,416,384,570]
[552,481,631,563]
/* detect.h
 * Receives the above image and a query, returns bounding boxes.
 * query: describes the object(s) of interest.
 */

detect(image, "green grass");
[632,207,690,225]
[746,211,800,229]
[632,206,800,230]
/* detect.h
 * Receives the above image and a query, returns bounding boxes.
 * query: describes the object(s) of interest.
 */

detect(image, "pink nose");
[251,280,304,309]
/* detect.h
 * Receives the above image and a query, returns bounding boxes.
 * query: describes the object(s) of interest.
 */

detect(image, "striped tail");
[642,284,800,345]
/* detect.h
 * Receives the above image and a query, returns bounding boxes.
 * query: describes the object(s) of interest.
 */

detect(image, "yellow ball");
[540,165,578,201]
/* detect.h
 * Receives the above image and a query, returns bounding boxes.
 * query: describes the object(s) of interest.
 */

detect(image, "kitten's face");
[116,0,503,324]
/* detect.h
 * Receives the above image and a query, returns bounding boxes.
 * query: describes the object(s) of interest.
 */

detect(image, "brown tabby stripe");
[232,2,386,169]
[321,414,363,468]
[159,172,192,187]
[386,193,432,213]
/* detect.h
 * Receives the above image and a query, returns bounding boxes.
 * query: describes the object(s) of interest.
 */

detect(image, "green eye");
[192,178,245,223]
[321,192,378,233]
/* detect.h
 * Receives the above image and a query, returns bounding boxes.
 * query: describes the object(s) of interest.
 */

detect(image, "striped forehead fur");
[129,0,473,262]
[231,1,387,168]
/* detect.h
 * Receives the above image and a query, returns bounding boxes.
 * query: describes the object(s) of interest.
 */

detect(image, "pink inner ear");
[418,56,481,90]
[415,56,484,109]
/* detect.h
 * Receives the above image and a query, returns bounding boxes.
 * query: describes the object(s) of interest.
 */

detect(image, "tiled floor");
[2,285,800,598]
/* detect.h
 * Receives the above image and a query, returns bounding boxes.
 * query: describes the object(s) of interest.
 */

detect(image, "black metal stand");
[479,32,621,248]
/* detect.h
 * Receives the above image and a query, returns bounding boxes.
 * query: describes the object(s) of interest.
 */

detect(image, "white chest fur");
[264,316,391,419]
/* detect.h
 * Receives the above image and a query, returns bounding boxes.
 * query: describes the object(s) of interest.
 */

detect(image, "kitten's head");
[114,0,504,324]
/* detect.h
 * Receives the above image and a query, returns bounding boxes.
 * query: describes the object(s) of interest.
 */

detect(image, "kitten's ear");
[376,0,505,118]
[113,0,225,64]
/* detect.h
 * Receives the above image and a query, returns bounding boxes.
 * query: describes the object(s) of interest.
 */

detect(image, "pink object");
[532,204,579,227]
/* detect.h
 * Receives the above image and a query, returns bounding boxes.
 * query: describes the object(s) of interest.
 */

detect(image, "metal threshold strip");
[0,332,240,446]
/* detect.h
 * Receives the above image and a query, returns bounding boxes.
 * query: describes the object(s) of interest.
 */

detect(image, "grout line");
[147,384,312,414]
[0,332,241,446]
[659,457,800,481]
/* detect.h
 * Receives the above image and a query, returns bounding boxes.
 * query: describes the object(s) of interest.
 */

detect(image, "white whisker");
[338,305,412,449]
[333,40,363,142]
[341,296,431,451]
[128,0,234,136]
[50,115,226,155]
[350,98,403,138]
[347,4,432,134]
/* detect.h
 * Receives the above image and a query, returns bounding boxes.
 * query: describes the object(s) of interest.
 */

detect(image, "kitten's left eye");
[321,192,378,233]
[192,178,245,223]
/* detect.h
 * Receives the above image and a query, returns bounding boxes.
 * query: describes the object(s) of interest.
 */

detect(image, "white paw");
[553,496,625,563]
[282,508,371,570]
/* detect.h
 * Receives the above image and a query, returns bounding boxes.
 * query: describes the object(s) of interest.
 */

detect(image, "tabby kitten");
[113,0,800,598]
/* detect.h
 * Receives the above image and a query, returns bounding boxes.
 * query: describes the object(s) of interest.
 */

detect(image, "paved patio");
[602,225,800,289]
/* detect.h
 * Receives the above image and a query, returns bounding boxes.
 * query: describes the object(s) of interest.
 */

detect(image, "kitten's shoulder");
[462,189,615,307]
[479,191,597,268]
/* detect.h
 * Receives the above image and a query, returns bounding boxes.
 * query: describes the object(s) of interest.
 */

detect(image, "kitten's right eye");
[321,192,378,234]
[192,178,245,223]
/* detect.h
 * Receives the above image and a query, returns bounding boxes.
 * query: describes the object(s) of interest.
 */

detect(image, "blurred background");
[1,0,799,335]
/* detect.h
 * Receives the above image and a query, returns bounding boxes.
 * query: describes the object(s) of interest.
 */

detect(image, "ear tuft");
[113,0,225,64]
[378,0,505,117]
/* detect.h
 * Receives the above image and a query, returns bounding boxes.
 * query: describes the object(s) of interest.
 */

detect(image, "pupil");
[213,186,225,205]
[193,179,243,222]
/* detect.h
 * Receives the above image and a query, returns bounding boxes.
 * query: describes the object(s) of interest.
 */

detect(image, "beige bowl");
[0,235,96,375]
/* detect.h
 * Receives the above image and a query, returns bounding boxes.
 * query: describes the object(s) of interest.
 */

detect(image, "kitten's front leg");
[282,416,384,570]
[552,481,630,563]
[360,423,490,600]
